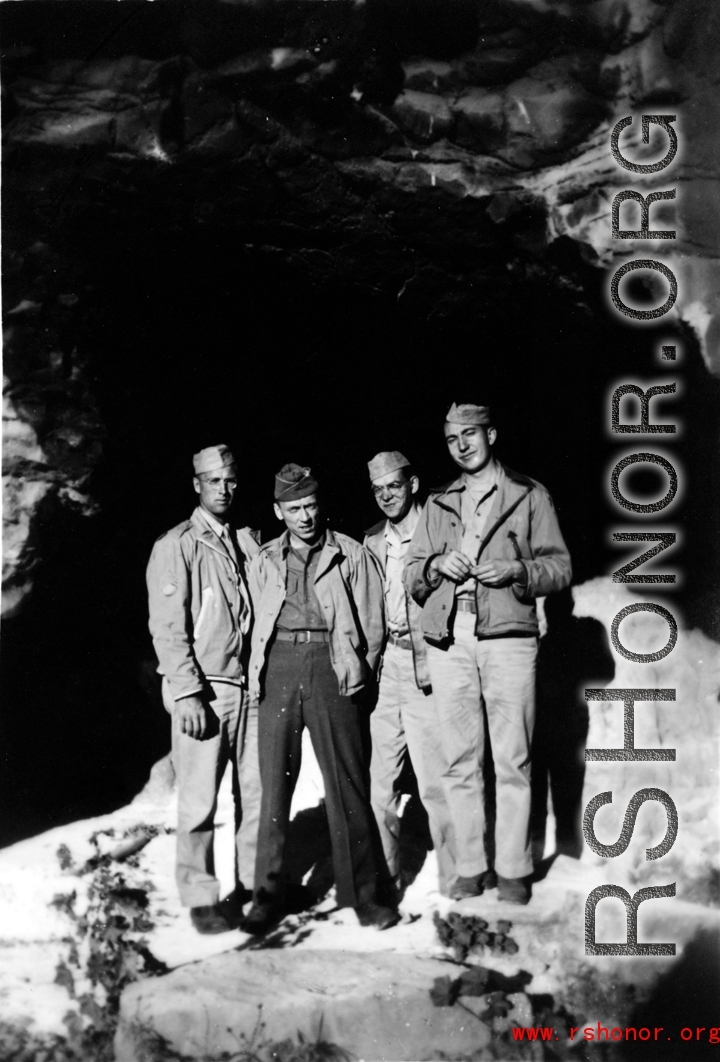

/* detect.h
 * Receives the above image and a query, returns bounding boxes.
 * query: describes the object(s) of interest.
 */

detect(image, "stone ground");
[1,726,718,1061]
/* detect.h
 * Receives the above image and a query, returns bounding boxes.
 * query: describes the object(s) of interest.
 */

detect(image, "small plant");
[125,1010,352,1062]
[433,911,519,961]
[30,831,169,1060]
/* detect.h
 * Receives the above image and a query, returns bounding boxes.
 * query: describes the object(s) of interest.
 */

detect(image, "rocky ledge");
[0,581,717,1061]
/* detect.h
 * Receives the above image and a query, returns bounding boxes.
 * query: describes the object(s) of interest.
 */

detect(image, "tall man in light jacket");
[364,451,457,898]
[243,463,397,934]
[404,404,571,905]
[147,445,261,934]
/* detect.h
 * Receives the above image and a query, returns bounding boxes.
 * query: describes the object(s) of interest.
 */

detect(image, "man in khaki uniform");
[404,405,571,905]
[243,463,396,934]
[364,451,457,898]
[146,445,261,934]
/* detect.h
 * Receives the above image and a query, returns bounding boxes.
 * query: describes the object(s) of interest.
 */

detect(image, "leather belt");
[275,630,330,644]
[456,598,477,614]
[387,632,413,650]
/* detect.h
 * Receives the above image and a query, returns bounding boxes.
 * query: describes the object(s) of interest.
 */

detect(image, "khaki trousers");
[166,679,261,908]
[426,612,537,880]
[370,642,457,895]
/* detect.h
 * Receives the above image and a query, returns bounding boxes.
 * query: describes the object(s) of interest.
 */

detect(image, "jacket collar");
[191,507,238,567]
[265,527,343,581]
[430,464,534,518]
[365,504,421,541]
[364,518,386,539]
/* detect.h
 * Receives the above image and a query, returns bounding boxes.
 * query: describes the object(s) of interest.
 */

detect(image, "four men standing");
[147,410,571,932]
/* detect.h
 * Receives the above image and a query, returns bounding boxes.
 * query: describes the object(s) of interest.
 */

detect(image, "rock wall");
[2,0,719,616]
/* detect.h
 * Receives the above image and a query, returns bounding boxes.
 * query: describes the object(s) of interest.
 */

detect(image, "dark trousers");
[254,639,379,909]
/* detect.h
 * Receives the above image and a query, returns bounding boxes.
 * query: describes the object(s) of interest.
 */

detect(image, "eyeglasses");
[200,476,238,490]
[371,481,407,498]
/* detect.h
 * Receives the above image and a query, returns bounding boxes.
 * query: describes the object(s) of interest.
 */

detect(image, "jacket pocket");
[194,586,214,640]
[489,584,536,629]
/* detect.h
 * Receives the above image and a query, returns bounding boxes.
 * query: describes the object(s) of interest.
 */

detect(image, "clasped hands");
[430,550,523,587]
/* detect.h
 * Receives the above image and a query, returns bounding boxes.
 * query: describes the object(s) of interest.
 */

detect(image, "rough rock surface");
[2,300,103,616]
[2,0,719,615]
[2,718,717,1062]
[116,950,492,1062]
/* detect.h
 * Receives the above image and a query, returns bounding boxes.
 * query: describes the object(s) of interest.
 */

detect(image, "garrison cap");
[193,445,236,475]
[367,451,411,481]
[274,463,318,501]
[445,402,491,426]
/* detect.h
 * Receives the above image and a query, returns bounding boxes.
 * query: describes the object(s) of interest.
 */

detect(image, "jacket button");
[441,605,446,610]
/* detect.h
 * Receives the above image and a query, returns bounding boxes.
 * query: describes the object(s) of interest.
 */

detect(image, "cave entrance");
[2,132,718,848]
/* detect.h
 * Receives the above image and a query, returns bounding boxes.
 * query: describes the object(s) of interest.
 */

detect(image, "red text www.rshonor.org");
[512,1025,720,1043]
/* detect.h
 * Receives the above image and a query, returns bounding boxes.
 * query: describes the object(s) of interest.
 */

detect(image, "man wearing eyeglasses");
[146,445,261,934]
[364,452,456,900]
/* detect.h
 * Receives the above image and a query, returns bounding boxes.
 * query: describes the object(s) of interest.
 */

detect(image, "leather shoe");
[497,875,531,905]
[449,869,498,901]
[190,904,233,935]
[220,886,253,926]
[241,902,282,936]
[480,868,498,891]
[449,874,483,900]
[355,902,400,930]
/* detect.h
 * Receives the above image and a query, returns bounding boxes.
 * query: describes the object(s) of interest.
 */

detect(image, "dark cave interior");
[2,0,719,848]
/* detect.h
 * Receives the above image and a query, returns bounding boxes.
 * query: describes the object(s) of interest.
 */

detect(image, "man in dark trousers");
[364,451,456,898]
[243,463,397,933]
[404,404,572,905]
[146,445,261,934]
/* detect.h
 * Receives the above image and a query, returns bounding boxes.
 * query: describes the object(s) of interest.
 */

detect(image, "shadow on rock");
[531,586,615,862]
[620,927,720,1060]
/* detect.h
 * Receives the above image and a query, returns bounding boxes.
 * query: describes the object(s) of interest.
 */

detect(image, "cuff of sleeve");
[512,562,530,600]
[174,687,204,701]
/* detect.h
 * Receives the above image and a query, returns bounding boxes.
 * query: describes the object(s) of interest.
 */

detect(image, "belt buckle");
[297,630,310,644]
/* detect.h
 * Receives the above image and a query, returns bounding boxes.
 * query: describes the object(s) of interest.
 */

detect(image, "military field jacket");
[403,464,571,643]
[364,521,431,691]
[248,529,384,703]
[146,507,260,700]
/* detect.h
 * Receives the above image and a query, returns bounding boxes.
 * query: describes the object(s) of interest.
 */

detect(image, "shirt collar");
[198,507,230,538]
[462,462,500,497]
[384,503,421,545]
[283,529,326,556]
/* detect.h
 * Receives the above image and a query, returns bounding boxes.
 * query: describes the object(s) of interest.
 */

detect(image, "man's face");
[193,464,238,518]
[274,493,323,544]
[443,422,497,474]
[371,469,418,523]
